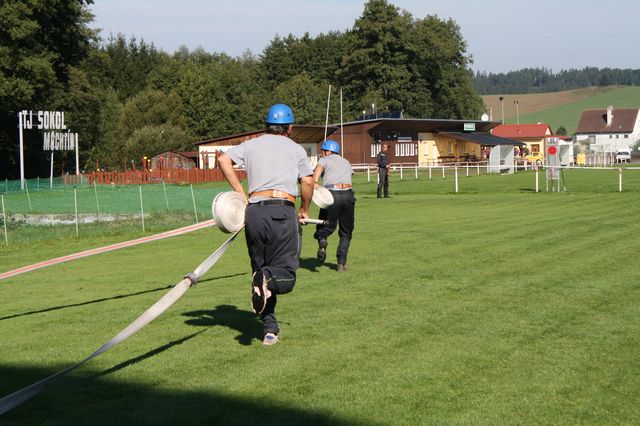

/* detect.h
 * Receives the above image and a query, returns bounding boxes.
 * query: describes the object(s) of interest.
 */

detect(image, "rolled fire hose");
[0,229,241,416]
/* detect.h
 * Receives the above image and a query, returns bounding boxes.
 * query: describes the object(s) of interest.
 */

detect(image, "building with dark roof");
[194,118,521,167]
[149,150,198,170]
[575,106,640,153]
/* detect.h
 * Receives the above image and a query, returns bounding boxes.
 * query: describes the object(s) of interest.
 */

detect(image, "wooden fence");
[77,168,246,186]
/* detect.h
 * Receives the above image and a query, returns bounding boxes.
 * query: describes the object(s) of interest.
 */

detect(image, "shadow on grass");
[96,328,211,377]
[299,258,339,272]
[0,365,366,426]
[299,257,321,272]
[0,273,247,322]
[183,304,262,346]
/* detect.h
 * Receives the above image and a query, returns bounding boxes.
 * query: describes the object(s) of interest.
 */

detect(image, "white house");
[575,106,640,153]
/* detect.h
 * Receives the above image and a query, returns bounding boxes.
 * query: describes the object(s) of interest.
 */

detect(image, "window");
[371,143,381,158]
[448,142,453,154]
[616,135,619,139]
[609,135,613,139]
[624,135,629,138]
[395,142,416,157]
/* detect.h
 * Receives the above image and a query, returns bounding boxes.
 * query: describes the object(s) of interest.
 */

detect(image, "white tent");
[489,145,514,174]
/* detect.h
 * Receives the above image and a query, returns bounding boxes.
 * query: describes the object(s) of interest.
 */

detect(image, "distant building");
[575,106,640,153]
[491,124,553,154]
[196,119,521,167]
[149,150,198,170]
[195,125,335,169]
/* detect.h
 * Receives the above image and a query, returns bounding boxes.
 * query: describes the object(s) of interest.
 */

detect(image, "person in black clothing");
[313,140,355,272]
[377,143,390,198]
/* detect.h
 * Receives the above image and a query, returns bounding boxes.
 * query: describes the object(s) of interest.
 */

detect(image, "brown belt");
[327,183,352,189]
[250,189,296,203]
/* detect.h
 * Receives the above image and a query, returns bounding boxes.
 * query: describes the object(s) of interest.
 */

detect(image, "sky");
[89,0,640,74]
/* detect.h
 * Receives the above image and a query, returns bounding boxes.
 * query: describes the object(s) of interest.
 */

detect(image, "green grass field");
[1,171,640,424]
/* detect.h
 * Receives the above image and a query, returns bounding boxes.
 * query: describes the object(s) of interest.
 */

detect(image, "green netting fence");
[0,179,235,245]
[1,180,228,216]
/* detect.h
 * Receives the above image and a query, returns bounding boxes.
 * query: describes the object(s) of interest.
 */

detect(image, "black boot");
[317,239,327,263]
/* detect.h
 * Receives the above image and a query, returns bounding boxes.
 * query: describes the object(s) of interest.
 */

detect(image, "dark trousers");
[377,167,389,197]
[245,203,299,336]
[313,189,356,265]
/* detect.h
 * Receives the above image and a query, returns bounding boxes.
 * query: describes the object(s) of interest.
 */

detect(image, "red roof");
[491,124,552,139]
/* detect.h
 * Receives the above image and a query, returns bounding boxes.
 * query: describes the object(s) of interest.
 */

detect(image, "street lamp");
[514,100,520,124]
[499,96,504,124]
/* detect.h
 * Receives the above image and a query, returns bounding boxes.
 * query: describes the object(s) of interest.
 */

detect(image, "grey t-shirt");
[225,134,312,200]
[318,154,353,188]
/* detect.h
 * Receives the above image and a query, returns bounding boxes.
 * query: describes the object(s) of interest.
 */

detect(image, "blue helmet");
[321,139,340,154]
[265,104,294,125]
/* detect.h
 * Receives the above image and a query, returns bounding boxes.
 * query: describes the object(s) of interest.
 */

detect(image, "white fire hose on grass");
[0,229,242,416]
[0,191,328,415]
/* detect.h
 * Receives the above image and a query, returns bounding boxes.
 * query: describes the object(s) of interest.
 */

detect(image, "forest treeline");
[0,0,483,179]
[473,67,640,95]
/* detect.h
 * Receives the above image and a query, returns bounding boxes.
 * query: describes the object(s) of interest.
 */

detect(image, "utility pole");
[499,97,504,124]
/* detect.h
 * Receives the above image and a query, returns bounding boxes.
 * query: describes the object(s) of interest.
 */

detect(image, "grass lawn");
[1,171,639,424]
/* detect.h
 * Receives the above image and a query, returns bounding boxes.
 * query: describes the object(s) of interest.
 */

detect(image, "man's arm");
[217,152,247,202]
[298,175,314,223]
[312,164,324,189]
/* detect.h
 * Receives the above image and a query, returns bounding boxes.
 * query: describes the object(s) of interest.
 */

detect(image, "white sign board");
[17,110,80,189]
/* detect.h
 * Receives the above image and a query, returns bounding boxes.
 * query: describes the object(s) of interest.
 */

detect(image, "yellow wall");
[418,133,484,164]
[418,133,437,166]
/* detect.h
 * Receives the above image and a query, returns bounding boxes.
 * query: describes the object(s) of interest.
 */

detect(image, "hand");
[298,208,309,225]
[235,190,248,204]
[313,182,320,189]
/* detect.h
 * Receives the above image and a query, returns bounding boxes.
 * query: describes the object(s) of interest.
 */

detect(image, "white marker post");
[162,180,169,211]
[74,187,79,237]
[75,133,80,175]
[25,182,32,212]
[139,185,145,232]
[93,180,101,220]
[2,194,7,246]
[190,184,198,223]
[50,152,54,189]
[18,112,25,190]
[619,168,623,192]
[454,166,459,193]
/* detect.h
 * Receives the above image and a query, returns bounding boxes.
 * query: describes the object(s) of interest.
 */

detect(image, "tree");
[120,89,186,138]
[339,0,413,114]
[271,74,334,125]
[555,126,567,136]
[87,87,124,170]
[0,0,96,179]
[123,124,192,161]
[408,15,483,119]
[98,34,163,101]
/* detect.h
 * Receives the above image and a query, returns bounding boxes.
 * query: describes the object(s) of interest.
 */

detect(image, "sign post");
[18,112,25,190]
[545,137,565,192]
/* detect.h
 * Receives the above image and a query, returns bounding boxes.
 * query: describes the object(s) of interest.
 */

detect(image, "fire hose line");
[0,229,241,416]
[0,219,217,282]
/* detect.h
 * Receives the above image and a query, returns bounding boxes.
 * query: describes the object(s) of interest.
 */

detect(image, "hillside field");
[481,85,640,134]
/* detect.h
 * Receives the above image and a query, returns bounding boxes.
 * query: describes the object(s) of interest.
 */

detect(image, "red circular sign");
[548,146,557,155]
